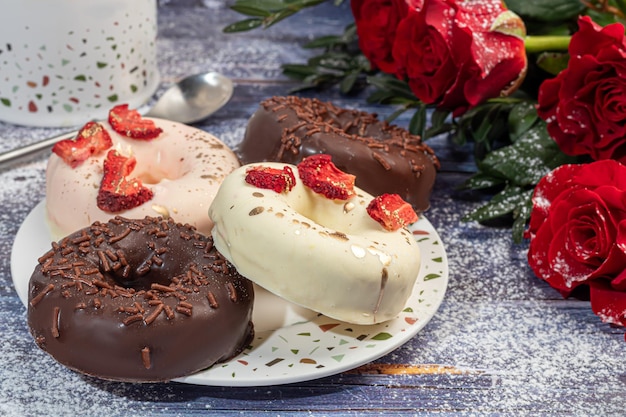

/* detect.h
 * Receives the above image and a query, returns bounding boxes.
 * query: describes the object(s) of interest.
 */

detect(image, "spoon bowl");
[146,72,234,124]
[0,71,234,164]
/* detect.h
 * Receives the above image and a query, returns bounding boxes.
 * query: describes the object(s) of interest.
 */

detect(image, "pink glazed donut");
[46,117,239,240]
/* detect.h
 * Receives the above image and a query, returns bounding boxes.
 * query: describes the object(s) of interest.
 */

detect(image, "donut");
[27,216,254,382]
[209,159,421,325]
[236,96,440,212]
[46,105,240,240]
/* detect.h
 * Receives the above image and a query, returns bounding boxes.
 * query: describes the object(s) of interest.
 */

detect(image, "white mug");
[0,0,160,127]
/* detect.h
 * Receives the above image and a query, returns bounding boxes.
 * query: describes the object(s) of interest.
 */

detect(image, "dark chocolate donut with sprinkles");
[237,96,440,212]
[27,216,254,382]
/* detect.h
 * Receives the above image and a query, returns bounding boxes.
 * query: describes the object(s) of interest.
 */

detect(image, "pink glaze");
[45,118,240,240]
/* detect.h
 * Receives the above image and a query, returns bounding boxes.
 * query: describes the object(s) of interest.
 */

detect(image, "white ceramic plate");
[12,201,448,386]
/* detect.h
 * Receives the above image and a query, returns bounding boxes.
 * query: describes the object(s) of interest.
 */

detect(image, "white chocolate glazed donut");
[46,119,239,240]
[209,162,422,324]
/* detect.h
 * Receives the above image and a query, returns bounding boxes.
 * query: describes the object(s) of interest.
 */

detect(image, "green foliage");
[461,120,581,242]
[281,24,371,93]
[506,0,586,22]
[224,0,338,32]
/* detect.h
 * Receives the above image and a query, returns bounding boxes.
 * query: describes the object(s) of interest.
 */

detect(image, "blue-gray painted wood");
[0,2,624,416]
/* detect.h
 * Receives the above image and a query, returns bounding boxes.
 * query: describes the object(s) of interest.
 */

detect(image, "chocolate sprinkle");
[237,96,440,212]
[51,307,60,338]
[27,216,255,382]
[141,347,152,369]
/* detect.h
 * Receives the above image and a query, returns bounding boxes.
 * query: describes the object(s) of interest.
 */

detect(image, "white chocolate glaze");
[209,162,422,325]
[46,119,239,240]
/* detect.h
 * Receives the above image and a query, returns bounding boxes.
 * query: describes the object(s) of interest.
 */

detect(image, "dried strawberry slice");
[52,121,113,168]
[297,154,356,200]
[97,150,153,213]
[108,104,163,140]
[367,194,418,231]
[245,165,296,193]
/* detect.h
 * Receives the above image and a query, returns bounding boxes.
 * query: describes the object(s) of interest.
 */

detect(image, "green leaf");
[262,8,300,28]
[304,24,357,49]
[512,193,534,243]
[304,35,345,49]
[230,5,272,17]
[462,172,506,190]
[430,109,451,132]
[225,0,329,32]
[463,186,531,223]
[230,0,288,9]
[231,0,317,11]
[339,71,359,94]
[408,104,427,137]
[461,121,581,238]
[536,52,570,76]
[506,0,585,22]
[223,18,264,33]
[280,23,369,94]
[366,74,417,101]
[478,122,579,186]
[508,101,539,141]
[456,102,514,156]
[417,108,452,139]
[282,63,319,78]
[385,107,410,124]
[472,105,501,145]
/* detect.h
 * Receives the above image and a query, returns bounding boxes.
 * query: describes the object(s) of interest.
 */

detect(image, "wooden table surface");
[0,1,624,416]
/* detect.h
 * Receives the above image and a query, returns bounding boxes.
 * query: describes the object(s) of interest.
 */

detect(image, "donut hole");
[133,149,192,185]
[96,241,177,291]
[105,266,172,292]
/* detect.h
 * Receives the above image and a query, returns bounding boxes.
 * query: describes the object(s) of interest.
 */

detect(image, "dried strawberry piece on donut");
[297,154,356,200]
[245,165,296,193]
[52,121,113,168]
[108,104,163,140]
[367,193,418,231]
[97,150,154,213]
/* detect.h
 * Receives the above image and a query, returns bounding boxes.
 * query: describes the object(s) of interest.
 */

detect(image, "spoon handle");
[0,106,157,165]
[0,131,75,165]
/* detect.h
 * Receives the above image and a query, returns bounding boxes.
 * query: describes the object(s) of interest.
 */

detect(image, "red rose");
[391,0,526,116]
[527,160,626,326]
[351,0,411,74]
[537,16,626,163]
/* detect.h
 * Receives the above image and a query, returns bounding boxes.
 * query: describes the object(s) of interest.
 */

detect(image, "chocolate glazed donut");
[237,96,440,212]
[28,216,254,382]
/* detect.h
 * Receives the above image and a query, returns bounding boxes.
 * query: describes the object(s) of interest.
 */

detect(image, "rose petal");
[574,160,626,189]
[528,164,582,237]
[589,279,626,326]
[537,17,626,163]
[352,0,409,74]
[570,16,626,58]
[617,219,626,253]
